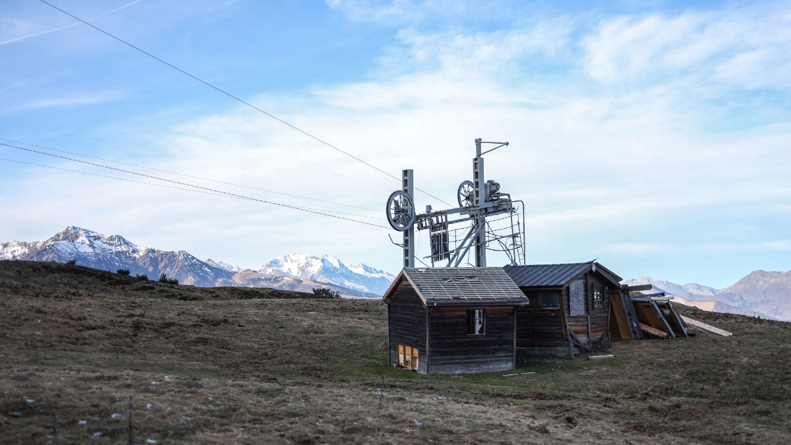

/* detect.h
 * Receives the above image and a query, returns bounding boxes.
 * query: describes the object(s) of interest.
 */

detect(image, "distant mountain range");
[624,272,791,321]
[3,227,787,319]
[0,227,394,298]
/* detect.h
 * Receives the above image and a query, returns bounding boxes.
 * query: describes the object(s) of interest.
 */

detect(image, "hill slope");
[1,260,790,443]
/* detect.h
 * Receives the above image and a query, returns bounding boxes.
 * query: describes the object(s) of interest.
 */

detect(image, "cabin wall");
[427,306,515,374]
[564,272,613,346]
[387,281,428,374]
[515,286,568,356]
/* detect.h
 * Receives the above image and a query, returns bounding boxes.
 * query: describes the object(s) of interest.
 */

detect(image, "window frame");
[396,344,419,371]
[593,288,604,309]
[538,290,561,309]
[466,309,487,335]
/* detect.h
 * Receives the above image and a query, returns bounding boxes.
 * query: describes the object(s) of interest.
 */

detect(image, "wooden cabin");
[382,267,528,375]
[503,262,622,357]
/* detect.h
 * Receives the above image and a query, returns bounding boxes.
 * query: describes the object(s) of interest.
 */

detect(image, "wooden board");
[609,291,632,340]
[657,301,689,338]
[633,301,675,339]
[639,322,668,339]
[680,316,733,337]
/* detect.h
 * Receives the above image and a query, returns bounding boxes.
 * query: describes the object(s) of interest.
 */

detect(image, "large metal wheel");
[386,190,416,231]
[457,180,475,207]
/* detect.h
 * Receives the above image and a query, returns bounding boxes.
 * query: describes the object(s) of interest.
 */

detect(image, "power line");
[0,157,226,197]
[0,155,381,221]
[1,142,390,229]
[38,0,455,208]
[0,137,380,214]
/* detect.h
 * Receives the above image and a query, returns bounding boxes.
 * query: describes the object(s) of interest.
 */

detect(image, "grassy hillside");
[1,261,790,444]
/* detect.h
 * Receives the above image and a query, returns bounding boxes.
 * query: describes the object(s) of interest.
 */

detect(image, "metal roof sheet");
[397,267,527,306]
[503,261,622,287]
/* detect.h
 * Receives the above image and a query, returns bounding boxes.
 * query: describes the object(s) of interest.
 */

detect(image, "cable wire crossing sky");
[0,0,789,287]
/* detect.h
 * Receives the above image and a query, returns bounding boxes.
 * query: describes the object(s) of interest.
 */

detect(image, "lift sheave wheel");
[457,180,474,207]
[386,190,416,231]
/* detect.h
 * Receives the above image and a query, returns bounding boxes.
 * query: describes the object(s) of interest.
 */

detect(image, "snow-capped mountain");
[0,227,390,297]
[623,276,720,299]
[1,226,235,287]
[205,258,242,272]
[259,253,396,296]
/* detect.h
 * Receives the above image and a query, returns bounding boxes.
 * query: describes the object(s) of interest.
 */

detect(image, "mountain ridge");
[624,272,791,321]
[0,227,388,298]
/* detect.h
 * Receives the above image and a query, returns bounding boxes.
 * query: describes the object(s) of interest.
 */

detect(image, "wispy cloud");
[581,6,791,89]
[0,0,145,46]
[325,0,507,25]
[4,92,125,112]
[762,240,791,251]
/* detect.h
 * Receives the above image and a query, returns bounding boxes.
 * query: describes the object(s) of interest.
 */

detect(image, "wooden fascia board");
[518,285,564,292]
[401,271,426,306]
[427,301,529,307]
[593,262,623,285]
[381,270,408,304]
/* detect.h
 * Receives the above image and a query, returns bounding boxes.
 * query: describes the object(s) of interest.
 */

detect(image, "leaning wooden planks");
[680,315,733,337]
[639,322,668,339]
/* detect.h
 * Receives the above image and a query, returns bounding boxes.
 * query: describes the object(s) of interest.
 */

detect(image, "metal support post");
[473,139,486,267]
[402,169,415,268]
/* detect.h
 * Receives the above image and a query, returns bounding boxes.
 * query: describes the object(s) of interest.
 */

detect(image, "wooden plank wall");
[565,272,611,346]
[387,281,428,374]
[516,308,566,348]
[428,306,515,374]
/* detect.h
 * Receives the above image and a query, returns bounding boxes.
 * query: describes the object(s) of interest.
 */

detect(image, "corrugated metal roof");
[503,261,622,287]
[400,267,527,306]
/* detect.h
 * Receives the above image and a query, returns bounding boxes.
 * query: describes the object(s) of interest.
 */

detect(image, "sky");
[1,0,789,288]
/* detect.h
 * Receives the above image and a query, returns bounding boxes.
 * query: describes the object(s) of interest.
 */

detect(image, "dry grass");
[1,260,790,444]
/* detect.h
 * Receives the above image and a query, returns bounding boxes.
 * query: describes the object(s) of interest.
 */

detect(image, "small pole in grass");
[127,393,134,445]
[374,375,385,444]
[52,395,58,439]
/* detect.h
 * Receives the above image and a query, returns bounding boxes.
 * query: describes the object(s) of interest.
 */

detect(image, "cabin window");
[569,280,586,316]
[539,290,560,309]
[397,344,419,370]
[466,309,486,335]
[593,288,604,309]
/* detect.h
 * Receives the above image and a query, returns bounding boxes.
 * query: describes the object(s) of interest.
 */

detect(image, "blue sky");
[1,0,789,288]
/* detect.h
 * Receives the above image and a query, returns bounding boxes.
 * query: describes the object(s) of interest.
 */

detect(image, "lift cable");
[39,0,454,208]
[0,157,226,197]
[0,137,379,214]
[1,142,390,229]
[0,155,381,221]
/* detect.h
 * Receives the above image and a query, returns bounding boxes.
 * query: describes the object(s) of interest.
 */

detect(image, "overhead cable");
[1,142,390,229]
[0,155,379,221]
[0,157,225,197]
[0,137,379,214]
[38,0,455,208]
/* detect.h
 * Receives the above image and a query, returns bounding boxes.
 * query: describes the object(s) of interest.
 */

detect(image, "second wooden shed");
[504,261,622,357]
